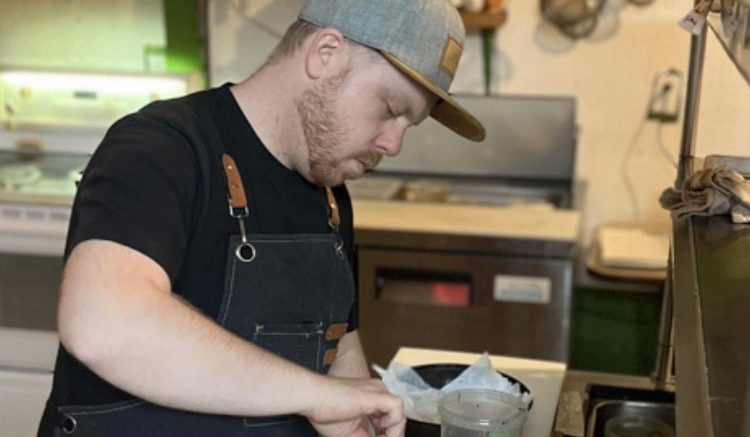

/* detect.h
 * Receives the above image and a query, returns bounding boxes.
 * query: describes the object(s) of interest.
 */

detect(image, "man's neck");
[229,64,307,174]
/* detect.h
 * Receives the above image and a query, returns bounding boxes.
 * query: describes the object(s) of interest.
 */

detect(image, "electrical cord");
[621,72,681,220]
[621,117,648,222]
[652,80,678,169]
[655,122,678,169]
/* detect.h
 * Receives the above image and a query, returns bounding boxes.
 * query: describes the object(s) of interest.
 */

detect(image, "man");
[38,0,485,436]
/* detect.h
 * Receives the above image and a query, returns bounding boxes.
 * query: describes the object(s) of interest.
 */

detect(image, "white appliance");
[0,69,198,255]
[0,329,58,437]
[0,69,197,437]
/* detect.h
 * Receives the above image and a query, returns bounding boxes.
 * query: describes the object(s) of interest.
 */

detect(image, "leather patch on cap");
[440,36,463,78]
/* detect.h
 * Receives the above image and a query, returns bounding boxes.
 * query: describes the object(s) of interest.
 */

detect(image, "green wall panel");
[570,286,663,376]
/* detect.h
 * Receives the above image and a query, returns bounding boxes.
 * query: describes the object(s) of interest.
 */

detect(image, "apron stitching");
[60,400,146,416]
[220,258,239,325]
[255,332,322,336]
[248,238,337,244]
[243,417,300,427]
[316,335,322,372]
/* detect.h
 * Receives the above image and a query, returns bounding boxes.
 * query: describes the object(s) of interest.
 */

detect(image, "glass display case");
[0,149,88,206]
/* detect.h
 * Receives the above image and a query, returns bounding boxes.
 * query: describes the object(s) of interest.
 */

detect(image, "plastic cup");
[438,389,528,437]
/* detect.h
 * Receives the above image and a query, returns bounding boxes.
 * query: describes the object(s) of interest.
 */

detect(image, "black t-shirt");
[48,84,357,408]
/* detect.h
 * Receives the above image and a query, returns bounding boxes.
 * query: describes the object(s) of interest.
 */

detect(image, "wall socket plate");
[647,69,684,122]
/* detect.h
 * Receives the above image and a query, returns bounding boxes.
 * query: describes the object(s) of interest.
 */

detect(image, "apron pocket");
[251,322,324,373]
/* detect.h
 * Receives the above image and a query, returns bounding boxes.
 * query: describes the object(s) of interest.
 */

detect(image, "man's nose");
[375,122,408,157]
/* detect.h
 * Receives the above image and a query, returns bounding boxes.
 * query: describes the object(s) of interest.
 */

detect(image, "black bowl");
[405,363,533,437]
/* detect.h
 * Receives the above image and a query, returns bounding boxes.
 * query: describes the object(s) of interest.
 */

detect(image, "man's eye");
[384,103,396,118]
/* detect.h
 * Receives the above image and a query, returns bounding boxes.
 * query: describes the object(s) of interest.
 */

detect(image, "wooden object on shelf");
[459,8,507,30]
[456,1,508,94]
[585,222,669,282]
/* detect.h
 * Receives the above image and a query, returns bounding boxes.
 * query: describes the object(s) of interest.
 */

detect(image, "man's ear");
[304,28,349,79]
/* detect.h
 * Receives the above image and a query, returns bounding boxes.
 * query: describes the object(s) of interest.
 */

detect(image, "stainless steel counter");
[552,370,672,437]
[552,157,750,437]
[672,211,750,437]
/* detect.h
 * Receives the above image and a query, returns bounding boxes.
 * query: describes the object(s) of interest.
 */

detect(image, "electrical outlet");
[647,69,683,122]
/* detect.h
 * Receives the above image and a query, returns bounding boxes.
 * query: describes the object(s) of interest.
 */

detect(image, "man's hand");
[306,377,405,437]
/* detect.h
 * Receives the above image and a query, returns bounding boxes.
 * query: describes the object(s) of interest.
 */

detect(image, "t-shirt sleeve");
[65,112,198,286]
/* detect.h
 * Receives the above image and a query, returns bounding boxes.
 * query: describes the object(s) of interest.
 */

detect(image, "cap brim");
[381,52,486,142]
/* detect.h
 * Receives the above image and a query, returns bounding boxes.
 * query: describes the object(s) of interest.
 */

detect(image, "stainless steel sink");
[584,384,675,437]
[586,400,675,437]
[553,371,676,437]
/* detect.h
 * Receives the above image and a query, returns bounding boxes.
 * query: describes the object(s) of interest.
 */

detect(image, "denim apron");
[52,153,355,437]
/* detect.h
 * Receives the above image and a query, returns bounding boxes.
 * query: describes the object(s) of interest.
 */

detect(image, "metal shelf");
[666,3,750,436]
[671,160,750,436]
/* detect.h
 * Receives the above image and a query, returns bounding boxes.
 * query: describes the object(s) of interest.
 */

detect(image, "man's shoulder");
[100,87,224,158]
[133,88,217,131]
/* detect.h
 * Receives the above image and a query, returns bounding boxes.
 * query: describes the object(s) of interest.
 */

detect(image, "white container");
[439,389,528,437]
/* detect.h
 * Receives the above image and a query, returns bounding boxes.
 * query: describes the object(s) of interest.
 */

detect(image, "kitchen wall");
[209,0,306,85]
[451,0,749,243]
[209,0,749,247]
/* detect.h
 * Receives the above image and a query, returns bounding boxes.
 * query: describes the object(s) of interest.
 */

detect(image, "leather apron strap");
[220,153,343,261]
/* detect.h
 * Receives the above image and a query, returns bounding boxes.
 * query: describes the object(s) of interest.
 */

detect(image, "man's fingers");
[367,395,404,437]
[310,377,404,437]
[374,419,405,437]
[346,426,370,437]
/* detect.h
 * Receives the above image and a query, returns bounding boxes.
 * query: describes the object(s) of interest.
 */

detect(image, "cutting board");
[353,200,580,242]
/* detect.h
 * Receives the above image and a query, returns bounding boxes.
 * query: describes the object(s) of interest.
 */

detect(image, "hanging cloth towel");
[660,165,750,223]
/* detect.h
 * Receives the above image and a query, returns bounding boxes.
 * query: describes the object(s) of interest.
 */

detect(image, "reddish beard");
[296,69,352,186]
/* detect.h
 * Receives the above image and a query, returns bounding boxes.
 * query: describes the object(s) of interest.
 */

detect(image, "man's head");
[297,0,485,141]
[259,0,485,186]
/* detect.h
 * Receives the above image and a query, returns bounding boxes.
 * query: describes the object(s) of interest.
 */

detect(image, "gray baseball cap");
[299,0,486,142]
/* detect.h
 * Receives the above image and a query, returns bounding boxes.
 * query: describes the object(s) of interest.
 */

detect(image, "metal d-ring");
[235,241,256,263]
[62,415,77,434]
